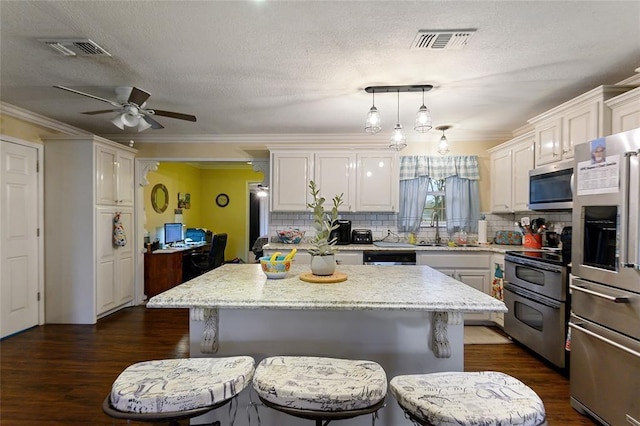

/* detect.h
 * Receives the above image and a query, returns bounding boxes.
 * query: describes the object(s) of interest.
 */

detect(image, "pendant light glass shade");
[436,125,451,155]
[414,88,432,133]
[389,90,407,151]
[364,90,382,134]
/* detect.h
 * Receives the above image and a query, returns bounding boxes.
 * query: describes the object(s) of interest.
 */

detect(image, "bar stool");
[252,356,387,425]
[103,356,255,426]
[390,371,547,426]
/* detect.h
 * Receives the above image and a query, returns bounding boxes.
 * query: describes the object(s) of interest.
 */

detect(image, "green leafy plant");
[307,180,344,256]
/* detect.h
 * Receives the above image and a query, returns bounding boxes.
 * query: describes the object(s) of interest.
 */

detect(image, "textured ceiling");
[1,1,639,150]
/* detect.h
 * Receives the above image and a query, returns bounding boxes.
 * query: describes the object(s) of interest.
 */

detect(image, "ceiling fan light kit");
[364,84,433,151]
[53,85,197,132]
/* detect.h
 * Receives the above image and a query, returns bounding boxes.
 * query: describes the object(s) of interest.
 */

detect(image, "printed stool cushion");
[253,356,387,412]
[110,356,255,414]
[390,371,546,426]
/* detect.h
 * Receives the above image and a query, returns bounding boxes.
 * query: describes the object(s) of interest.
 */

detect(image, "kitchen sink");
[415,242,446,247]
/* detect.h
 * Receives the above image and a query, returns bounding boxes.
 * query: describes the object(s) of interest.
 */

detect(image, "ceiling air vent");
[411,29,477,50]
[38,38,112,57]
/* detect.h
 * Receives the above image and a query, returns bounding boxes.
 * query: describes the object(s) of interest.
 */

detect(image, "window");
[421,178,446,226]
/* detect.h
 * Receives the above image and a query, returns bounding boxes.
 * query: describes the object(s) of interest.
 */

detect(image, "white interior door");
[1,140,39,337]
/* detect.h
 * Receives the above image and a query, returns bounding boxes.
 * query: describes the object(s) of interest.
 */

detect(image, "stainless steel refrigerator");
[570,128,640,426]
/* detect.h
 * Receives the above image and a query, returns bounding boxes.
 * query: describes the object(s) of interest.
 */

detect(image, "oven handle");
[504,284,561,308]
[570,283,631,303]
[504,256,563,273]
[569,321,640,359]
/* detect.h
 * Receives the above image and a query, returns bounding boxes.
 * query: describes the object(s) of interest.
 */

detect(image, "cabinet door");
[116,152,135,206]
[455,269,492,322]
[611,95,640,133]
[96,208,117,314]
[314,152,355,212]
[96,145,117,205]
[490,149,513,212]
[335,251,363,265]
[356,153,398,212]
[563,102,598,160]
[271,152,312,211]
[116,209,134,305]
[534,117,562,166]
[511,140,534,212]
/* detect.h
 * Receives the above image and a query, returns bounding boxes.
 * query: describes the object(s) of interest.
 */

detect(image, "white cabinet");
[417,252,492,323]
[529,85,634,167]
[356,152,398,212]
[488,132,534,213]
[270,152,313,211]
[314,152,356,212]
[269,148,398,212]
[96,145,134,206]
[43,136,137,324]
[606,87,640,134]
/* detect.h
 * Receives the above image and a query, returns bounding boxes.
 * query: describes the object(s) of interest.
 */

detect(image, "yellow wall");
[0,114,64,142]
[144,162,264,262]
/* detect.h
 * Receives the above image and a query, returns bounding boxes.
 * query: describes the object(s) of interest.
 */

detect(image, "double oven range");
[503,241,571,370]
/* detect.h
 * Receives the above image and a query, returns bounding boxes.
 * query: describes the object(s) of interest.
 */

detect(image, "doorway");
[248,184,269,262]
[1,137,43,338]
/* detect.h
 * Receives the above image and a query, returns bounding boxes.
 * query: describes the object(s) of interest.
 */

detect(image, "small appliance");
[351,229,373,244]
[330,220,352,245]
[529,160,574,211]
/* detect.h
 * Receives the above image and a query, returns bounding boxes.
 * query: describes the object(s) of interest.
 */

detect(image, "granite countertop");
[147,264,507,314]
[263,242,525,253]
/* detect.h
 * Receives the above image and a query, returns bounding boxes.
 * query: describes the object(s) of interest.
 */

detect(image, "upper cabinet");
[528,85,636,167]
[488,131,534,213]
[96,144,135,206]
[605,87,640,134]
[269,147,398,212]
[270,152,313,211]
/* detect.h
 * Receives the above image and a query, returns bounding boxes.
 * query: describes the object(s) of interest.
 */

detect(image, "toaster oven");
[351,229,373,244]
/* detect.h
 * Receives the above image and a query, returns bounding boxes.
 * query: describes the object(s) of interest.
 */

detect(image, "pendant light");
[389,89,407,151]
[435,125,451,155]
[364,89,382,134]
[414,88,432,133]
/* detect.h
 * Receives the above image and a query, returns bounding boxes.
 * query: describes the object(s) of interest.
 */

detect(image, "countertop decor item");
[307,180,344,276]
[277,229,305,244]
[259,253,293,279]
[299,271,348,284]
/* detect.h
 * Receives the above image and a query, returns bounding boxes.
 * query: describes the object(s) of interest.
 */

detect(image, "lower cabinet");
[96,208,134,315]
[418,252,493,324]
[490,254,506,328]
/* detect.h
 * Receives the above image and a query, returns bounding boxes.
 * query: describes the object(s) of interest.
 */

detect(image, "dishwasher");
[363,251,416,265]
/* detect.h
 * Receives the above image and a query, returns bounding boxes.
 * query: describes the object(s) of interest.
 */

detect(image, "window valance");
[399,155,479,181]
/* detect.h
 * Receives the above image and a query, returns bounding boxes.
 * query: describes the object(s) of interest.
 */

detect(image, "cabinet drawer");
[419,252,490,269]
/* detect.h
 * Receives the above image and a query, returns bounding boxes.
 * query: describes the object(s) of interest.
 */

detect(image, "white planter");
[310,254,336,276]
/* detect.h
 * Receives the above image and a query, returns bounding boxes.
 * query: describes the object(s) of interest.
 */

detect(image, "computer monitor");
[164,223,183,245]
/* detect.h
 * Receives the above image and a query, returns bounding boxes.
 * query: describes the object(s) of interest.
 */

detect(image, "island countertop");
[147,263,507,314]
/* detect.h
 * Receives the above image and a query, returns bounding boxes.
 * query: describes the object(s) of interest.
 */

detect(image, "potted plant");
[307,180,344,275]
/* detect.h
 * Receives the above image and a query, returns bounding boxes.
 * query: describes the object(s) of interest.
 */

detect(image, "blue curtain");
[445,176,480,233]
[398,176,430,232]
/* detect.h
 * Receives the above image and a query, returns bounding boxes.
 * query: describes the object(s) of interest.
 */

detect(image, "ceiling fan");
[53,85,197,131]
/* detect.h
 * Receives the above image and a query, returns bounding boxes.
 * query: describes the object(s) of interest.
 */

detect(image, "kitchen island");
[147,263,506,426]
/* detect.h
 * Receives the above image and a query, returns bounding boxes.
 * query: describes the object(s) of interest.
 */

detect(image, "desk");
[143,243,209,298]
[147,264,507,425]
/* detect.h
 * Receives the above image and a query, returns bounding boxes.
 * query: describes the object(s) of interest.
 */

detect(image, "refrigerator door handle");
[623,151,640,269]
[569,322,640,359]
[570,283,631,303]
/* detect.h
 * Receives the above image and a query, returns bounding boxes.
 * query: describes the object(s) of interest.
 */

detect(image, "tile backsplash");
[269,210,572,244]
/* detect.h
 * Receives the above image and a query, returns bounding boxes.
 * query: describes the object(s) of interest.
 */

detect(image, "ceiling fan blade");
[128,87,151,106]
[81,109,120,115]
[54,85,122,108]
[151,110,197,122]
[141,114,164,130]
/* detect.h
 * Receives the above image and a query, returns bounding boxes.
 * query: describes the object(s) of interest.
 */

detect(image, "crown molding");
[0,102,91,136]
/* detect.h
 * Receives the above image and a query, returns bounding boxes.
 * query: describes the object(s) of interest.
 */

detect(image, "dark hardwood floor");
[1,306,597,425]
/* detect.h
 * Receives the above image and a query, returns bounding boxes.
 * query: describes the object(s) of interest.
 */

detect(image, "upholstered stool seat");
[103,356,255,425]
[252,356,387,425]
[390,371,547,426]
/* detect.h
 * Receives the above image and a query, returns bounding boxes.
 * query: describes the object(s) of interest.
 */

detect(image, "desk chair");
[191,233,227,274]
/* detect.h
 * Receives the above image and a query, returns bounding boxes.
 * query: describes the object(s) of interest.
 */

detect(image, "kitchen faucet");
[431,212,441,244]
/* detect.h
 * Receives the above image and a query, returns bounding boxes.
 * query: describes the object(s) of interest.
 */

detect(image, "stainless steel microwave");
[529,160,574,211]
